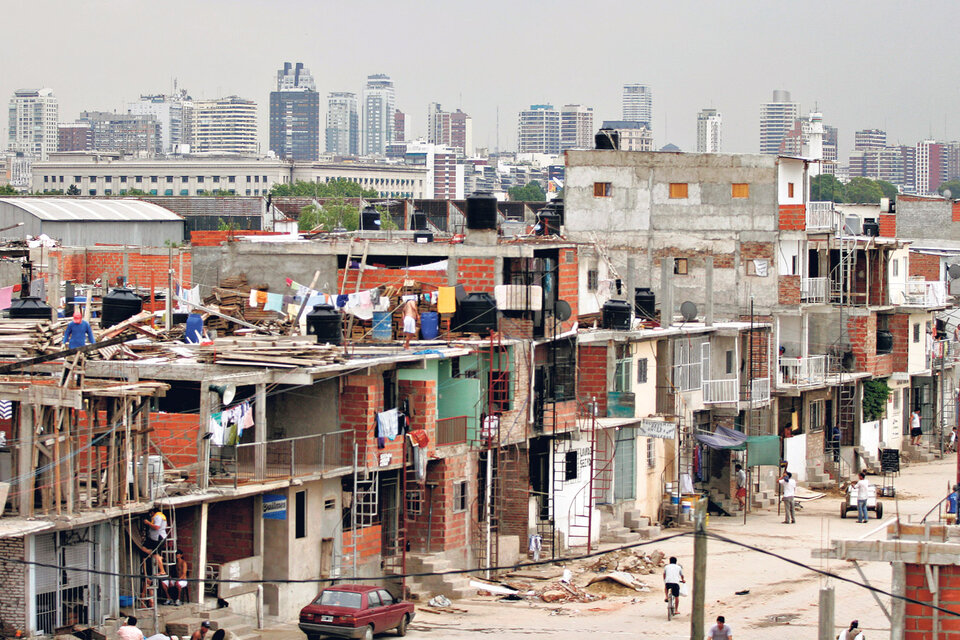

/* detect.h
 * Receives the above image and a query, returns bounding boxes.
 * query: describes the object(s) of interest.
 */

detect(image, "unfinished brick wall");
[778,275,801,305]
[910,252,941,281]
[206,497,254,565]
[653,247,733,269]
[151,412,202,472]
[745,329,770,379]
[457,257,496,292]
[190,230,283,246]
[904,562,960,638]
[499,446,531,540]
[499,316,534,339]
[577,345,608,416]
[954,202,960,223]
[558,248,579,331]
[0,536,26,630]
[879,213,897,237]
[741,241,775,261]
[407,454,472,553]
[398,379,437,459]
[338,268,448,293]
[342,524,382,566]
[51,247,192,288]
[889,315,911,372]
[340,374,383,467]
[778,204,805,231]
[848,315,893,377]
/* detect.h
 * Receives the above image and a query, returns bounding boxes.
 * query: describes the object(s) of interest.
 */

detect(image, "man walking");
[911,409,923,446]
[854,472,870,523]
[734,464,747,511]
[706,615,733,639]
[779,470,797,524]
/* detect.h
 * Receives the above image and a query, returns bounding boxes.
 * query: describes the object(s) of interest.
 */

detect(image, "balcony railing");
[703,378,739,404]
[777,355,827,387]
[672,362,702,392]
[437,416,468,446]
[930,339,960,369]
[748,377,771,404]
[806,201,836,230]
[890,280,947,307]
[229,430,348,486]
[801,277,829,303]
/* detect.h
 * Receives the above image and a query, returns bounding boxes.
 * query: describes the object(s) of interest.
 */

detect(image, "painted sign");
[262,493,287,520]
[638,419,677,439]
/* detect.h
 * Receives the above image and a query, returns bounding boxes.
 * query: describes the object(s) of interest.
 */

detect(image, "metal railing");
[890,280,947,307]
[777,355,827,387]
[801,277,829,303]
[748,377,771,404]
[437,416,468,446]
[231,430,348,486]
[672,362,702,392]
[806,201,836,230]
[703,378,738,404]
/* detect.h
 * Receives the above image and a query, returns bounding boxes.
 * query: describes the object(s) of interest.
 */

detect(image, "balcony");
[703,378,738,404]
[806,201,836,231]
[672,362,702,392]
[890,280,947,307]
[436,415,468,446]
[227,430,349,486]
[777,355,827,387]
[930,340,960,369]
[801,277,829,303]
[748,377,771,404]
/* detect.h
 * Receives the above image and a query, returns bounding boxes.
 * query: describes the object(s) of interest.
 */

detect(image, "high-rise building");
[759,90,799,155]
[696,108,722,153]
[854,129,886,151]
[185,96,258,155]
[517,105,560,154]
[915,140,948,194]
[560,105,594,150]
[393,110,406,142]
[427,104,473,156]
[269,62,320,161]
[325,92,359,156]
[600,121,653,151]
[362,74,395,156]
[400,141,463,199]
[622,84,652,128]
[8,88,58,159]
[78,111,163,156]
[58,122,93,152]
[128,91,189,154]
[427,102,443,145]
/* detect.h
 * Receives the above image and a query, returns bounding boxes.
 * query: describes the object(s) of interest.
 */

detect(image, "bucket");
[670,496,680,505]
[420,311,439,339]
[372,311,394,341]
[119,595,133,607]
[681,503,692,516]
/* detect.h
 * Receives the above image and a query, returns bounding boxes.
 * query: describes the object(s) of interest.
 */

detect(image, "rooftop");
[0,197,183,222]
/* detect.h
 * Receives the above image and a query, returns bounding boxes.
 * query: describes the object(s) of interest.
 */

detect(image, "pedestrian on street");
[706,615,733,639]
[735,464,747,510]
[947,484,960,524]
[949,426,957,453]
[779,470,796,524]
[838,619,865,639]
[190,620,211,640]
[911,409,923,446]
[855,472,870,523]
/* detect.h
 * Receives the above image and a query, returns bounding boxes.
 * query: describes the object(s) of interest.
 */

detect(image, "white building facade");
[517,105,560,154]
[326,92,359,156]
[560,104,595,151]
[622,83,652,127]
[362,74,395,156]
[759,90,799,155]
[184,97,258,155]
[696,108,722,153]
[8,88,58,160]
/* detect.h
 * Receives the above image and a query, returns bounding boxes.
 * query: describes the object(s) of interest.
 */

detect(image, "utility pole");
[691,497,707,640]
[818,585,835,640]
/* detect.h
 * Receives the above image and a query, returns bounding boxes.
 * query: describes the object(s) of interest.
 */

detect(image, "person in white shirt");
[855,472,871,523]
[779,470,797,524]
[663,557,685,614]
[910,409,923,446]
[838,619,865,639]
[706,615,733,639]
[735,464,747,510]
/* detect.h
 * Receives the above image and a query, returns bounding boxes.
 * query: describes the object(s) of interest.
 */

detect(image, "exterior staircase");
[856,447,882,474]
[902,440,940,464]
[404,554,474,600]
[599,509,641,543]
[751,487,778,509]
[805,462,833,489]
[623,510,662,539]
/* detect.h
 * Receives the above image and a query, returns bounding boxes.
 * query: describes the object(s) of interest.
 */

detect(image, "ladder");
[566,404,613,551]
[830,237,858,304]
[346,467,379,578]
[590,231,622,282]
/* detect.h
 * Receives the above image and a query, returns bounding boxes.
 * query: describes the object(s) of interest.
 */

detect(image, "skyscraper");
[622,84,652,128]
[854,129,886,151]
[696,108,722,153]
[362,74,395,156]
[393,110,406,142]
[915,140,948,195]
[427,104,473,156]
[269,62,320,161]
[427,102,443,145]
[517,105,560,154]
[8,88,58,159]
[185,96,258,155]
[128,91,189,154]
[560,105,594,150]
[759,90,799,155]
[326,92,359,156]
[78,111,163,156]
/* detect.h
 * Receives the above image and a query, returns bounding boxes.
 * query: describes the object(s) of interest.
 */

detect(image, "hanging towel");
[0,286,13,311]
[377,409,400,441]
[336,294,348,308]
[438,286,456,314]
[359,290,371,306]
[248,289,258,307]
[209,413,225,446]
[265,292,284,313]
[256,290,268,306]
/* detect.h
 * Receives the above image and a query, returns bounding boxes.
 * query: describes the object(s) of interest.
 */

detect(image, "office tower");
[696,108,722,153]
[427,104,473,156]
[185,96,258,154]
[269,62,320,161]
[128,91,189,154]
[427,102,443,144]
[8,88,58,159]
[854,129,886,151]
[517,105,560,154]
[58,122,93,152]
[78,111,163,156]
[759,90,799,155]
[600,120,653,151]
[362,74,395,156]
[393,110,406,142]
[622,84,652,128]
[326,92,359,156]
[822,125,838,175]
[560,105,594,150]
[916,140,948,194]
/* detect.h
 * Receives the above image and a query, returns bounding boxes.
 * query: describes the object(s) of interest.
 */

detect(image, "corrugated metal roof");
[0,198,183,222]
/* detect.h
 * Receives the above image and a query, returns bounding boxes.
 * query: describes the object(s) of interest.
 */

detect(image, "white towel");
[378,408,399,441]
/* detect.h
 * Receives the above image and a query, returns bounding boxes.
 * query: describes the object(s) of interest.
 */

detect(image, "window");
[614,344,631,392]
[105,176,112,183]
[43,175,48,183]
[788,182,795,198]
[367,591,381,608]
[914,323,920,343]
[180,189,189,195]
[255,175,260,183]
[166,176,173,183]
[228,176,235,183]
[119,176,126,183]
[135,176,143,183]
[181,176,189,182]
[246,175,252,182]
[893,389,900,411]
[74,176,81,183]
[150,189,158,195]
[647,438,656,468]
[295,490,306,539]
[197,176,205,183]
[809,399,825,432]
[674,258,688,275]
[893,259,899,277]
[378,590,395,606]
[453,481,468,512]
[669,183,688,199]
[164,189,173,196]
[262,176,267,183]
[587,269,598,292]
[246,189,252,195]
[548,338,577,401]
[637,358,648,384]
[89,176,97,182]
[213,176,220,183]
[564,450,578,481]
[88,189,96,196]
[593,182,611,197]
[731,183,749,198]
[105,189,112,195]
[725,350,735,375]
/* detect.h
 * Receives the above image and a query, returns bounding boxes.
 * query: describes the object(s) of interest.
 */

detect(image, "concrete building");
[325,92,359,156]
[269,62,320,161]
[427,104,473,156]
[517,105,560,154]
[823,125,838,176]
[393,110,406,142]
[8,88,58,160]
[362,74,395,156]
[696,108,722,153]
[58,122,93,152]
[185,96,258,155]
[600,120,653,151]
[78,111,163,157]
[397,141,463,199]
[622,83,652,127]
[854,128,886,151]
[127,92,189,154]
[915,140,948,195]
[560,104,594,151]
[760,90,799,155]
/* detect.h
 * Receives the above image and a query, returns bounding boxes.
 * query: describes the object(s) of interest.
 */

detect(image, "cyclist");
[663,556,685,615]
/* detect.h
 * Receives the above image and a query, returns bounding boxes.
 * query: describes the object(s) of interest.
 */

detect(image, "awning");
[695,428,781,467]
[695,426,747,449]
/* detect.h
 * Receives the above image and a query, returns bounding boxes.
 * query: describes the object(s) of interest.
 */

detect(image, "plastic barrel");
[184,313,204,343]
[420,311,439,339]
[372,311,394,341]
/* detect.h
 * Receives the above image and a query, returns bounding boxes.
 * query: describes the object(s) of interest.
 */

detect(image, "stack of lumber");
[194,336,347,368]
[0,319,66,357]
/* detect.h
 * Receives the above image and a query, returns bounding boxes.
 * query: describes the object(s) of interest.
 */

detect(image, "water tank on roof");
[634,288,656,321]
[101,288,142,328]
[456,292,497,335]
[360,205,381,231]
[305,304,342,345]
[595,128,620,150]
[410,209,427,231]
[876,330,893,354]
[602,299,632,330]
[863,218,880,237]
[466,191,498,230]
[9,296,52,320]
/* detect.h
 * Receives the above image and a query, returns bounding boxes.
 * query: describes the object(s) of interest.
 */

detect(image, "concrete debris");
[428,595,452,608]
[535,581,601,604]
[585,572,650,593]
[582,548,665,575]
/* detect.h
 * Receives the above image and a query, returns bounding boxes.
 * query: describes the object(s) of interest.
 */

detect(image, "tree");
[876,180,899,201]
[844,177,884,204]
[124,188,151,196]
[810,174,844,203]
[298,199,361,231]
[0,185,18,196]
[270,179,377,199]
[66,184,81,196]
[508,181,546,201]
[938,178,960,199]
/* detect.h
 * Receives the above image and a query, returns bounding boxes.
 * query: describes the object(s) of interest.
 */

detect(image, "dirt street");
[260,456,957,640]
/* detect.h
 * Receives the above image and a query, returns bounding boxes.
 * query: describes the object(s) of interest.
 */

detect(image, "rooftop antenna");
[496,105,499,154]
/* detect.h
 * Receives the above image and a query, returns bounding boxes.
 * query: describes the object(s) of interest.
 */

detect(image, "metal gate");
[34,527,103,635]
[613,429,636,501]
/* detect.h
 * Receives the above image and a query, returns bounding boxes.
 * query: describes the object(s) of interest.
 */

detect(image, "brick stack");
[0,537,26,631]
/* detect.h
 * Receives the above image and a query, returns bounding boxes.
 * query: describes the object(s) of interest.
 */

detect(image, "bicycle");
[666,588,680,620]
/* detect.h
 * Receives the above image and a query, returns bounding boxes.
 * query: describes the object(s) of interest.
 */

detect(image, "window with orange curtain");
[669,183,688,199]
[732,183,750,198]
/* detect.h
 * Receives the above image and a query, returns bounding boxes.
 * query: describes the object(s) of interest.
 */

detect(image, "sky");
[5,0,960,161]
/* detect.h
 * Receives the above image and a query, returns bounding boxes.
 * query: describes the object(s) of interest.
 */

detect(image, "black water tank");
[466,191,498,230]
[634,288,656,321]
[360,205,381,231]
[537,211,561,236]
[877,330,894,354]
[547,198,564,226]
[305,304,342,345]
[456,292,497,335]
[101,288,143,328]
[595,128,620,150]
[602,299,632,330]
[410,209,427,231]
[863,218,880,237]
[9,296,52,319]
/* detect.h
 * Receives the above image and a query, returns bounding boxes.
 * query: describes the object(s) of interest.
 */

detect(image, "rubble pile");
[582,549,665,575]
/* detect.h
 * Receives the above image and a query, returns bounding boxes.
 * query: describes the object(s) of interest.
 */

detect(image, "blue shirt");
[948,491,959,515]
[63,320,95,349]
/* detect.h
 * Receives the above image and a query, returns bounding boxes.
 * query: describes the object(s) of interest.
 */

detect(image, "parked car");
[840,481,883,519]
[298,584,415,640]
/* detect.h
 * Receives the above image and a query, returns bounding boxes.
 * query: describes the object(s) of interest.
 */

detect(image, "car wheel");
[396,614,409,637]
[876,503,883,519]
[362,625,374,640]
[841,503,847,518]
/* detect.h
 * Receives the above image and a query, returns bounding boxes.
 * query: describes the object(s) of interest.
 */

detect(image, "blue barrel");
[420,311,439,339]
[372,311,393,341]
[184,313,204,343]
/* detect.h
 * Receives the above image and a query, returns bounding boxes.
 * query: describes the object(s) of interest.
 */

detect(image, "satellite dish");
[680,301,698,322]
[945,189,953,199]
[949,264,960,280]
[555,299,572,322]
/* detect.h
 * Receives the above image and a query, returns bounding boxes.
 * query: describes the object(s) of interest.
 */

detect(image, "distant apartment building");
[823,125,838,175]
[560,104,594,151]
[849,144,914,189]
[8,88,58,160]
[517,105,560,154]
[696,108,722,153]
[58,122,93,152]
[326,92,359,156]
[269,62,320,161]
[916,140,948,195]
[427,103,473,156]
[398,141,463,199]
[127,91,189,154]
[393,110,406,142]
[622,83,652,127]
[78,111,163,156]
[185,96,258,155]
[362,74,395,156]
[759,90,799,155]
[600,120,653,151]
[854,129,886,151]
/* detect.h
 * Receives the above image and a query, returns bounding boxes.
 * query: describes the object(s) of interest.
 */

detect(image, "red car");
[298,584,415,640]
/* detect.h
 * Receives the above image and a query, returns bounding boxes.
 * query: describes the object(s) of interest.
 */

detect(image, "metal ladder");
[566,404,613,551]
[345,468,379,578]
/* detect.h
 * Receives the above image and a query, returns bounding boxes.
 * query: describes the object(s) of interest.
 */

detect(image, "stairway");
[162,604,261,640]
[404,554,474,600]
[751,488,778,509]
[598,510,641,544]
[623,511,662,539]
[856,447,882,474]
[805,461,833,489]
[901,440,940,464]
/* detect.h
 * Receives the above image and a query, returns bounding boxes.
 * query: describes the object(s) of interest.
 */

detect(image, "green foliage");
[217,217,240,232]
[844,177,884,204]
[862,379,891,422]
[0,185,19,195]
[811,175,900,204]
[376,205,398,231]
[810,174,845,203]
[66,184,81,195]
[298,199,360,232]
[508,181,546,201]
[124,188,151,196]
[938,178,960,199]
[270,178,377,199]
[877,180,898,201]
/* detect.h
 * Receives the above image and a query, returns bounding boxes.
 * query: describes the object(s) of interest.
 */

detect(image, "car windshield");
[316,590,363,609]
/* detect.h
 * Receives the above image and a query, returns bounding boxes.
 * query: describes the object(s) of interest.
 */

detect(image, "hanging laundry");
[438,286,456,314]
[0,286,13,311]
[248,289,259,307]
[359,290,371,306]
[209,413,225,446]
[265,292,284,313]
[336,294,348,308]
[401,294,417,302]
[377,409,400,441]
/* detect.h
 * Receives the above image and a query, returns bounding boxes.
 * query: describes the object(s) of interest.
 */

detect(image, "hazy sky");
[6,0,960,160]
